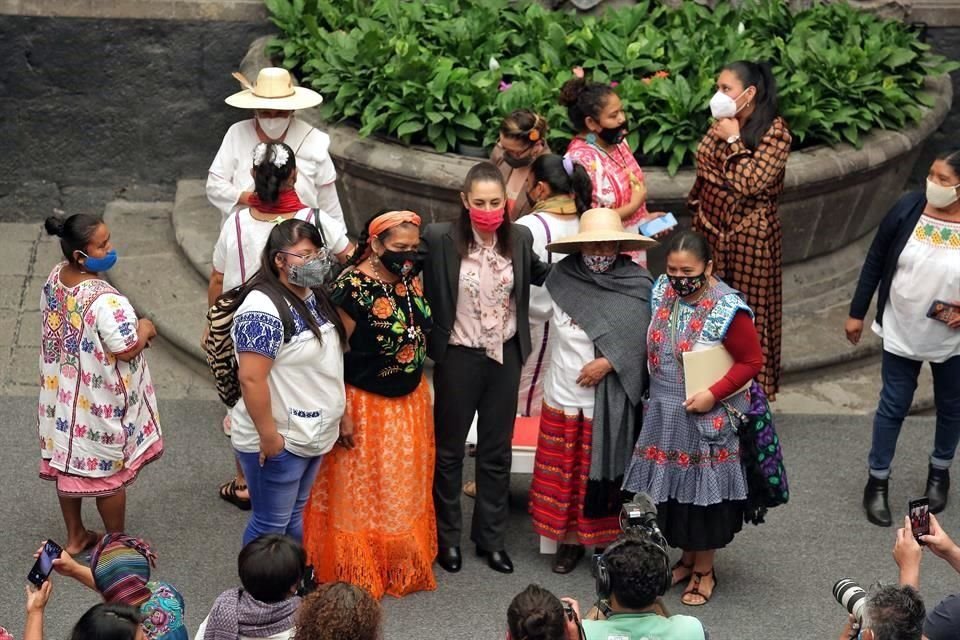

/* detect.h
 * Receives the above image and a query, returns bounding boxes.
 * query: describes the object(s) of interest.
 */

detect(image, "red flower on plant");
[712,415,724,431]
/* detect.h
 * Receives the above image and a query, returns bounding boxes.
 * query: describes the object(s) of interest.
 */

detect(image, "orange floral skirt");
[303,378,437,599]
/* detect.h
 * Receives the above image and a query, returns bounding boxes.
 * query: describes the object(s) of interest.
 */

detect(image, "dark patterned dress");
[689,117,791,397]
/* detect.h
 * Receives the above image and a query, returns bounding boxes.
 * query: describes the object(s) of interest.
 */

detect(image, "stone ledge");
[0,0,266,21]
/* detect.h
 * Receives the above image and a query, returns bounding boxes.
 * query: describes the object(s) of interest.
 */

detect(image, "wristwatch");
[726,134,741,144]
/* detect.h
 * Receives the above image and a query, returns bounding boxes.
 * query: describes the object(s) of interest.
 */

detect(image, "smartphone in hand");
[27,539,62,587]
[909,497,930,545]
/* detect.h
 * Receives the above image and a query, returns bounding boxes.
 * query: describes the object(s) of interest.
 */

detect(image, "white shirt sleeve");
[314,209,349,255]
[207,123,248,219]
[297,127,345,231]
[516,215,553,324]
[212,212,234,274]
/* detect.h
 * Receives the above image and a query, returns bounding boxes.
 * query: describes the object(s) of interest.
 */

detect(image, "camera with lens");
[833,578,868,624]
[618,492,668,549]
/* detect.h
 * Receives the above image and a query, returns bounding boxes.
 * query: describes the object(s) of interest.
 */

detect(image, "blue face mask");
[79,249,118,273]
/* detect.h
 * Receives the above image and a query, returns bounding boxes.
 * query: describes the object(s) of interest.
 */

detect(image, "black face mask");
[503,152,535,169]
[598,121,628,146]
[380,250,423,278]
[668,272,707,297]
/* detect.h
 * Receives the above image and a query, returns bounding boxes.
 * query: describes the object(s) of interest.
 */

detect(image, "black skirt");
[657,499,746,551]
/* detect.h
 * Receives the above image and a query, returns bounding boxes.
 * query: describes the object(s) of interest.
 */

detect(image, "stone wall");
[0,15,271,217]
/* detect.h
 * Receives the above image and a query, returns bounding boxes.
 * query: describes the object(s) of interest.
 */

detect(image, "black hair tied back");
[44,213,103,263]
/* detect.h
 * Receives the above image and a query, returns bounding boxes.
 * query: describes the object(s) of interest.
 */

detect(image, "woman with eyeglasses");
[222,219,347,545]
[490,109,551,220]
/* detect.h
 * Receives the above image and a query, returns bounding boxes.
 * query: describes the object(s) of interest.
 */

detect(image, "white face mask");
[926,178,960,209]
[709,90,746,119]
[257,114,292,140]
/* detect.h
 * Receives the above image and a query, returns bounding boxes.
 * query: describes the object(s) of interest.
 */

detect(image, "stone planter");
[241,43,952,266]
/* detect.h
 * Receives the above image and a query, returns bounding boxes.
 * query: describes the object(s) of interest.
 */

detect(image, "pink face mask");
[469,206,506,233]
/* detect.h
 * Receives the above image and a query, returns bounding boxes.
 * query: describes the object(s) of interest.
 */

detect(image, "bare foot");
[64,529,100,556]
[671,561,693,587]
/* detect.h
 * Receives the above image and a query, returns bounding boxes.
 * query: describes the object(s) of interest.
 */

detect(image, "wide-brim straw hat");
[225,67,323,110]
[546,208,658,254]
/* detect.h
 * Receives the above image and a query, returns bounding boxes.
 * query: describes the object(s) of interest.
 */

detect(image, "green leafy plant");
[265,0,957,174]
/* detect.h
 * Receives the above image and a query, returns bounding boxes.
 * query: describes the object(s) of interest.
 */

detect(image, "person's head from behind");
[89,534,155,607]
[603,538,669,611]
[251,142,297,205]
[238,534,305,603]
[527,154,593,215]
[69,603,144,640]
[498,110,548,168]
[44,214,114,272]
[507,584,566,640]
[558,76,626,145]
[861,585,925,640]
[297,582,381,640]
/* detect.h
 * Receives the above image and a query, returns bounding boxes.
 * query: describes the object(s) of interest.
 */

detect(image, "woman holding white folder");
[623,230,762,607]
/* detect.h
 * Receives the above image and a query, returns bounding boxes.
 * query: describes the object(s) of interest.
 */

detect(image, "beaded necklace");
[369,259,422,342]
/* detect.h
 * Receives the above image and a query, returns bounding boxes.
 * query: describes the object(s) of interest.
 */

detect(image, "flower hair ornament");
[252,143,291,169]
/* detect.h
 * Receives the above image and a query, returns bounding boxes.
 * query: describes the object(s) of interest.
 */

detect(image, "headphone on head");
[594,536,672,605]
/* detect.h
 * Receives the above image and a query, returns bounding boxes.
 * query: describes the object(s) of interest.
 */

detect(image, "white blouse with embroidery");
[874,214,960,362]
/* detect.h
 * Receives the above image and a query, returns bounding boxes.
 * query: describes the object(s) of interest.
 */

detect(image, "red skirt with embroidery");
[528,403,621,546]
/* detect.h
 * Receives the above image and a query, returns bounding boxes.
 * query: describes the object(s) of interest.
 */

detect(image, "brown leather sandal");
[681,569,718,606]
[218,478,251,511]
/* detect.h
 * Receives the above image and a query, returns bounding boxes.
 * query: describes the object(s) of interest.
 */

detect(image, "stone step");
[173,179,218,280]
[775,355,934,416]
[102,200,208,364]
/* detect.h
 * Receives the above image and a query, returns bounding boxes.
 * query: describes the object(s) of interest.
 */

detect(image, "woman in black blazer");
[421,161,550,574]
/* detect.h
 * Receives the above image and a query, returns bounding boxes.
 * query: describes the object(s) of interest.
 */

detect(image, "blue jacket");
[849,192,926,325]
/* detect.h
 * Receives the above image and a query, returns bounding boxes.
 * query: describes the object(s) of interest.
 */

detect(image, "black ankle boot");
[926,466,950,514]
[863,476,892,527]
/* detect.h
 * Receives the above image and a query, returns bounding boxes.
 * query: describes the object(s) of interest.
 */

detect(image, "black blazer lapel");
[443,229,461,311]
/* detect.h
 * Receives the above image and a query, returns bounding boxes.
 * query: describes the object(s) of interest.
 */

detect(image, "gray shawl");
[546,254,653,518]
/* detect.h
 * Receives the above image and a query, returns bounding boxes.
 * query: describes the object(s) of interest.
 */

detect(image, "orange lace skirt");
[303,378,438,599]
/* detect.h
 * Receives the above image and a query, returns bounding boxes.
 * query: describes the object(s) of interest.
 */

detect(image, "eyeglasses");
[278,249,327,262]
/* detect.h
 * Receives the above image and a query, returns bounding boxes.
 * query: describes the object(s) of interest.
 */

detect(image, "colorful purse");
[726,381,789,525]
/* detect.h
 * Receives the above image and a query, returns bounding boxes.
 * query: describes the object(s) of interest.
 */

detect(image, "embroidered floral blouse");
[38,262,161,478]
[332,270,432,397]
[449,235,516,364]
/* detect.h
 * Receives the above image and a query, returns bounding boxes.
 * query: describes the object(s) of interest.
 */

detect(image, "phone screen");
[909,498,930,543]
[27,539,62,587]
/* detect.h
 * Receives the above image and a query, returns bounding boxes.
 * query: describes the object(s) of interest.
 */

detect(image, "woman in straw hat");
[207,67,345,230]
[527,208,655,574]
[623,230,764,607]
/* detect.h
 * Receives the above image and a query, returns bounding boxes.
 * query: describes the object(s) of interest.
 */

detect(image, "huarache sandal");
[218,478,251,511]
[671,559,694,587]
[681,569,718,607]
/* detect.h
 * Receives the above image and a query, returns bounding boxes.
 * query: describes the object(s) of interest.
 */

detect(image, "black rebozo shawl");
[546,254,653,518]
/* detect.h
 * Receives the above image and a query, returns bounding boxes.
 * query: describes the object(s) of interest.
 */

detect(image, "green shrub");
[266,0,956,174]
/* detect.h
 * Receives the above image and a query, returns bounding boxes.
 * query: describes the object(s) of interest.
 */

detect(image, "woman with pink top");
[560,72,658,266]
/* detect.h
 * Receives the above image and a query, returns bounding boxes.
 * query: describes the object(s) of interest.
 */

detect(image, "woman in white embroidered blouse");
[209,142,352,512]
[224,219,347,545]
[39,214,161,555]
[848,151,960,525]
